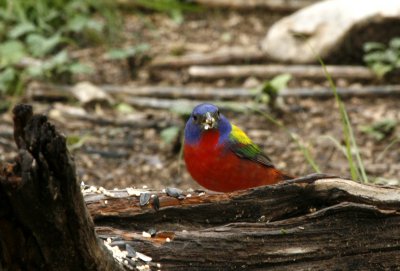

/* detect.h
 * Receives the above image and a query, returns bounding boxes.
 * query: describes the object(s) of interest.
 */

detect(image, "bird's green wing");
[228,124,275,168]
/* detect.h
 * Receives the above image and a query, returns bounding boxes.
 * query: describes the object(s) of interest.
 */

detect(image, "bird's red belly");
[184,137,282,192]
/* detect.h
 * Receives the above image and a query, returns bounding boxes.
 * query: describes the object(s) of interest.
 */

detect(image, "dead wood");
[115,0,318,12]
[150,48,270,68]
[86,176,400,270]
[0,104,124,270]
[192,0,319,12]
[188,64,375,81]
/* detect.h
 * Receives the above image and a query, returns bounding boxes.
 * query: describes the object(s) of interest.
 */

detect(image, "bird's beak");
[202,112,216,130]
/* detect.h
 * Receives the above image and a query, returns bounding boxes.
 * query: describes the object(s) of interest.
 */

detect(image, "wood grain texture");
[87,177,400,270]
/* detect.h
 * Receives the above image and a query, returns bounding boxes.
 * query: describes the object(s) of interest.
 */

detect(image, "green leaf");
[67,134,90,151]
[0,68,17,93]
[0,40,26,66]
[370,62,392,79]
[9,22,36,39]
[160,126,180,144]
[68,62,93,74]
[363,42,386,52]
[67,15,90,32]
[363,51,386,64]
[26,65,45,77]
[360,119,397,141]
[115,103,135,113]
[26,33,62,57]
[86,19,104,32]
[269,73,292,93]
[389,37,400,49]
[106,44,149,60]
[384,49,398,63]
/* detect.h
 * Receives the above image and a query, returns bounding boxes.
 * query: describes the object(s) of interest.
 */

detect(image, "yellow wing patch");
[231,124,253,145]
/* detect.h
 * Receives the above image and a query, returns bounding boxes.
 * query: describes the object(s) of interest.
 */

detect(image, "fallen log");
[86,174,400,270]
[188,64,376,81]
[150,48,270,68]
[1,104,400,271]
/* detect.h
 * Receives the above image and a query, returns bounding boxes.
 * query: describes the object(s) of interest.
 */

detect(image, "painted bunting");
[184,103,292,192]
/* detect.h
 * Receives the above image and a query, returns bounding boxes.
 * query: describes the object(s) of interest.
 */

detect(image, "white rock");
[261,0,400,63]
[71,81,114,105]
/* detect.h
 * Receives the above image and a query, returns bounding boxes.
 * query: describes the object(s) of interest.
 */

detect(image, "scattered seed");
[136,252,152,262]
[166,237,171,242]
[104,200,108,205]
[110,240,126,248]
[148,228,157,237]
[125,244,136,258]
[298,226,305,230]
[142,231,151,238]
[166,187,184,199]
[139,193,151,206]
[152,194,160,211]
[126,187,141,196]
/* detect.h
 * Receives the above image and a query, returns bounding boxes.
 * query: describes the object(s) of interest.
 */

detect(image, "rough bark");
[0,104,123,271]
[87,177,400,271]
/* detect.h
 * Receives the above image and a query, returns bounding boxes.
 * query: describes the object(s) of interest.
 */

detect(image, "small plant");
[253,73,292,109]
[363,37,400,79]
[318,57,368,183]
[360,119,397,141]
[0,0,121,95]
[133,0,200,24]
[254,109,321,173]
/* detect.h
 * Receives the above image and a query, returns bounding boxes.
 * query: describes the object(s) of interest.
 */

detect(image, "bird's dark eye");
[193,115,198,121]
[217,110,220,117]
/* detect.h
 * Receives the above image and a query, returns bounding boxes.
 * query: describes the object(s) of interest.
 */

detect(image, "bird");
[184,103,292,192]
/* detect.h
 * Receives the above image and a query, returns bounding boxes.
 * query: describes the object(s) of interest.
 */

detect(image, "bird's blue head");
[184,103,232,145]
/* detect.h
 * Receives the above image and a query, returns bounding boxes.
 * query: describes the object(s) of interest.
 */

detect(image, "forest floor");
[0,8,399,190]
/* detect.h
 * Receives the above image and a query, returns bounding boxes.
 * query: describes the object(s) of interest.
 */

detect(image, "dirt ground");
[0,9,399,190]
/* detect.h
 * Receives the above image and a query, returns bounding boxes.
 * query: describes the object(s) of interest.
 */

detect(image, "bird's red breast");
[184,130,287,192]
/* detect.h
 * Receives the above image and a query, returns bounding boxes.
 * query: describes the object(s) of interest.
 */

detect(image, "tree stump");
[1,104,400,271]
[0,104,123,270]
